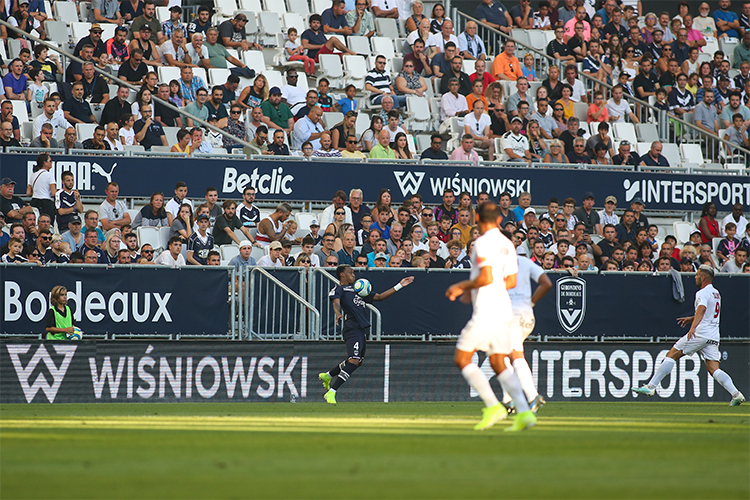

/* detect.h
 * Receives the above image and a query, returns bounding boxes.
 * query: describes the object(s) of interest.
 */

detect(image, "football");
[353,278,372,297]
[67,327,83,341]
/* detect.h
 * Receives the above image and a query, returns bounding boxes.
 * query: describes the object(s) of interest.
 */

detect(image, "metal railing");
[451,10,750,169]
[310,267,383,341]
[244,266,320,340]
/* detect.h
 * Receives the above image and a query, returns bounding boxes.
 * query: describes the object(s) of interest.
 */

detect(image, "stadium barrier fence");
[1,340,747,403]
[2,153,747,211]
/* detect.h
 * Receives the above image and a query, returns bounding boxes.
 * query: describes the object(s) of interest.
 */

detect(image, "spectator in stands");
[547,25,576,65]
[131,0,163,44]
[429,19,460,56]
[212,200,248,246]
[639,141,669,167]
[322,0,352,35]
[586,91,609,124]
[3,59,27,105]
[565,7,590,43]
[493,39,523,81]
[74,24,106,64]
[131,192,167,229]
[159,28,194,68]
[59,127,82,152]
[693,89,720,135]
[561,64,586,103]
[614,209,636,245]
[62,82,95,125]
[248,125,269,154]
[450,133,480,162]
[171,128,192,153]
[117,49,148,85]
[724,112,750,154]
[463,100,494,158]
[261,86,294,136]
[183,87,208,127]
[9,0,47,41]
[633,58,658,102]
[505,77,533,117]
[439,56,472,96]
[152,84,181,128]
[266,129,290,156]
[161,6,185,41]
[313,132,342,158]
[103,26,130,65]
[713,0,739,39]
[82,125,111,150]
[78,228,107,263]
[557,0,575,26]
[606,84,639,123]
[567,136,591,164]
[30,46,60,84]
[586,121,615,158]
[341,134,366,159]
[204,28,255,79]
[670,29,690,66]
[694,3,716,37]
[559,116,586,154]
[430,41,456,80]
[542,65,564,103]
[457,21,486,61]
[611,140,639,166]
[186,5,210,38]
[79,62,110,104]
[0,121,19,148]
[421,134,448,159]
[189,127,212,154]
[91,0,123,25]
[203,86,227,126]
[292,105,324,150]
[65,45,92,83]
[602,7,627,41]
[98,182,130,231]
[469,60,495,94]
[99,86,132,126]
[61,215,84,250]
[509,0,534,29]
[154,236,185,266]
[475,0,513,34]
[734,32,750,68]
[129,29,161,71]
[222,105,246,152]
[668,72,695,119]
[187,32,209,68]
[721,92,750,128]
[572,193,599,235]
[543,138,568,163]
[133,104,167,150]
[370,129,397,159]
[179,67,206,103]
[582,40,609,84]
[301,14,357,62]
[721,246,747,272]
[366,55,406,107]
[395,59,429,98]
[402,39,431,78]
[27,122,54,148]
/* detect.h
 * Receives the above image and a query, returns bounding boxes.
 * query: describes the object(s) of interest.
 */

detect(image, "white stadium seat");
[54,1,78,25]
[258,11,283,46]
[318,54,344,88]
[661,143,681,167]
[262,0,286,15]
[613,122,638,145]
[238,0,262,11]
[158,66,181,85]
[405,96,431,132]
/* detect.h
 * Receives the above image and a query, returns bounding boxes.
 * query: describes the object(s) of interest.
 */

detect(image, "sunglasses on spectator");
[335,211,345,215]
[347,140,357,144]
[141,250,154,254]
[422,212,433,217]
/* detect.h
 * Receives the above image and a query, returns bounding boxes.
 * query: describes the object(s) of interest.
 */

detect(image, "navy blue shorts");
[343,327,367,361]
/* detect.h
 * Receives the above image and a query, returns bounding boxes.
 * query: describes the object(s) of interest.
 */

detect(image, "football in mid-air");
[68,327,83,341]
[353,278,372,297]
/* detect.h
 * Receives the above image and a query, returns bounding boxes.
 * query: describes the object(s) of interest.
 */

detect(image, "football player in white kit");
[633,265,745,406]
[502,254,553,414]
[446,203,537,432]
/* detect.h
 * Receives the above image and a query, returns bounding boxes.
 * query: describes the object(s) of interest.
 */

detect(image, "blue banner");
[1,154,747,210]
[1,266,231,335]
[326,270,750,339]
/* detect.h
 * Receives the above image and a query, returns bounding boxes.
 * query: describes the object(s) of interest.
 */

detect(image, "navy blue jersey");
[55,189,79,229]
[238,204,260,227]
[187,232,215,265]
[329,284,373,330]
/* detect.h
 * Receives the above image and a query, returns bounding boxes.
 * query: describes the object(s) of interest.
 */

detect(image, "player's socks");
[647,357,676,389]
[712,369,739,396]
[512,357,538,402]
[331,361,358,391]
[461,364,500,407]
[327,361,346,379]
[497,370,530,413]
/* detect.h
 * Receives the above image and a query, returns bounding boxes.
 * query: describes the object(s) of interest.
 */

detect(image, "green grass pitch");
[1,402,748,499]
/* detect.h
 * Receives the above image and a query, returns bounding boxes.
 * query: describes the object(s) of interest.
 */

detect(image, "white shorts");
[456,316,513,355]
[674,335,721,361]
[510,309,536,352]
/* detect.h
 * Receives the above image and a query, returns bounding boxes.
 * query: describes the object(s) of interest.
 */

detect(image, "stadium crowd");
[1,160,748,273]
[0,0,747,162]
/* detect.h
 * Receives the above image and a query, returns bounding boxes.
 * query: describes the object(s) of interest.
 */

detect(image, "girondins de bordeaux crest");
[556,277,586,333]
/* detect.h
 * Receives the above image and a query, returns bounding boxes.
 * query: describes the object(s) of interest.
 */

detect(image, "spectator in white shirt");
[104,122,124,150]
[440,77,469,121]
[154,236,186,266]
[606,84,639,123]
[463,100,494,158]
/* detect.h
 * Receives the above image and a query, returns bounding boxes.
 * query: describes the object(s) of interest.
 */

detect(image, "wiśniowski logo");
[7,344,77,403]
[394,171,425,197]
[556,277,586,333]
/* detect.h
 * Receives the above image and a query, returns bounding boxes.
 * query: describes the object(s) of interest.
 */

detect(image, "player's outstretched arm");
[446,266,493,301]
[332,298,343,324]
[676,315,695,328]
[373,276,415,301]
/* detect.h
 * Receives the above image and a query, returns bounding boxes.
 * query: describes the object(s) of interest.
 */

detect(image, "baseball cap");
[524,207,536,215]
[374,252,388,260]
[196,214,209,221]
[69,215,82,224]
[540,213,553,223]
[309,219,320,227]
[631,197,644,205]
[605,195,617,204]
[90,23,103,32]
[17,0,29,5]
[239,240,253,248]
[690,228,701,235]
[1,177,16,185]
[680,257,692,264]
[140,24,152,31]
[511,116,523,124]
[584,191,595,200]
[208,113,219,121]
[269,86,282,95]
[576,240,588,247]
[269,241,282,250]
[281,240,293,248]
[169,5,183,12]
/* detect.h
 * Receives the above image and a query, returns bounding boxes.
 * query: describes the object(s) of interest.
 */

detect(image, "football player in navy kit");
[319,265,414,403]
